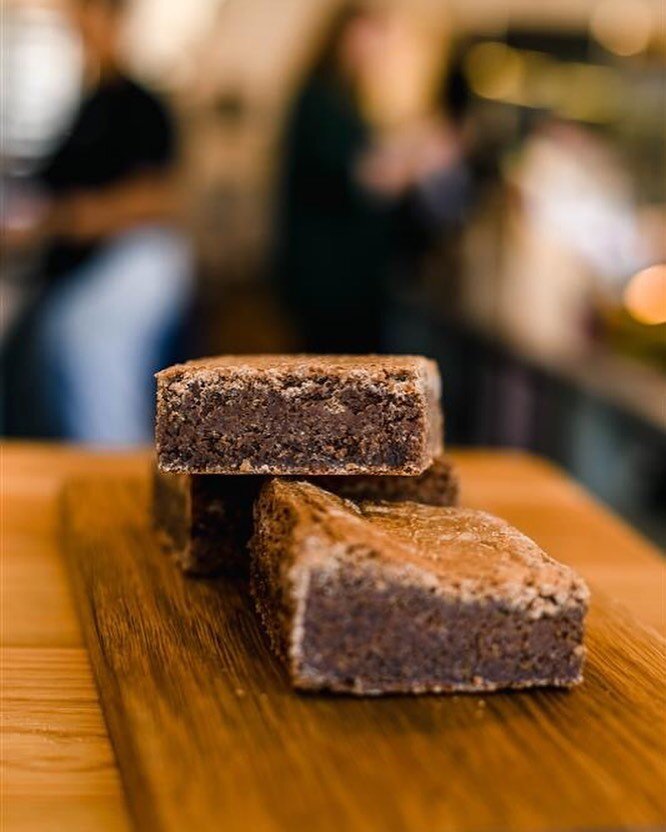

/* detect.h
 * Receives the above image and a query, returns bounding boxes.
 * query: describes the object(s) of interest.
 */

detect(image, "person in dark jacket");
[274,5,393,353]
[2,0,192,442]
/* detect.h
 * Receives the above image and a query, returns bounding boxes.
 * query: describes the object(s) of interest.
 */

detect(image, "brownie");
[153,455,459,576]
[250,480,589,695]
[152,467,260,575]
[313,453,459,507]
[155,355,443,475]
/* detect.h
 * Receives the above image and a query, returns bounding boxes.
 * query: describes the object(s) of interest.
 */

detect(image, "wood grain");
[61,476,666,832]
[3,444,665,832]
[1,443,143,832]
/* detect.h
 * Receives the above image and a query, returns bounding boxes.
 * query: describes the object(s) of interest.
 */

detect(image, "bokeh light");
[623,264,666,325]
[590,0,653,57]
[464,42,525,103]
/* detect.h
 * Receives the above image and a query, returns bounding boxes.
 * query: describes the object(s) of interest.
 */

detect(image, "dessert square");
[152,467,258,575]
[155,355,442,475]
[250,480,589,695]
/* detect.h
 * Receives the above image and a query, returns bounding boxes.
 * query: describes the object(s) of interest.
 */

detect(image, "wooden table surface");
[2,442,665,832]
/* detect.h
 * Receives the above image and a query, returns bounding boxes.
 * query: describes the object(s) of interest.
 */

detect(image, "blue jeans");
[38,226,193,445]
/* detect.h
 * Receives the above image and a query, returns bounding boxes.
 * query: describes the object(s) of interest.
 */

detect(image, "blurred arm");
[357,117,464,199]
[51,172,179,241]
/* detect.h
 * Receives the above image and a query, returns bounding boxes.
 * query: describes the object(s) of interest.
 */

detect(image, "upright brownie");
[155,355,442,475]
[250,480,589,695]
[153,454,459,576]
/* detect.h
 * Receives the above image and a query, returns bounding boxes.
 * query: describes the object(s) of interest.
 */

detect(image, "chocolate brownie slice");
[153,455,459,576]
[152,467,260,575]
[250,480,589,695]
[155,355,442,475]
[313,453,459,507]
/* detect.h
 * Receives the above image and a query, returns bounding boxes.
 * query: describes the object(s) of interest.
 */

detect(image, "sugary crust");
[265,480,588,610]
[157,354,438,375]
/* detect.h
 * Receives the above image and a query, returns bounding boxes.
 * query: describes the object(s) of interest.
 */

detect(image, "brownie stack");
[154,354,589,695]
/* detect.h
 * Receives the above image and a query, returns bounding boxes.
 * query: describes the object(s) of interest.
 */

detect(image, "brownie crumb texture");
[152,467,262,576]
[312,453,459,507]
[155,355,443,475]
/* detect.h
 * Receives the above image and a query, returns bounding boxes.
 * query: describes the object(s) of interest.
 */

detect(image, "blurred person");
[359,55,478,294]
[275,7,477,354]
[1,0,193,443]
[359,53,484,442]
[501,117,648,357]
[274,4,394,353]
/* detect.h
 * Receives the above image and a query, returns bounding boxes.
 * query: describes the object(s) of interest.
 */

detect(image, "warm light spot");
[464,42,525,103]
[623,265,666,325]
[591,0,653,57]
[557,63,622,123]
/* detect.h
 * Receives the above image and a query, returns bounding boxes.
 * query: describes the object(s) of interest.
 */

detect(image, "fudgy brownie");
[153,455,459,576]
[250,480,589,695]
[314,453,459,507]
[152,467,260,575]
[155,355,442,475]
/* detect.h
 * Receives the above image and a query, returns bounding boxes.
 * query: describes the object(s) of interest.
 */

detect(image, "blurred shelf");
[504,338,666,436]
[449,313,666,436]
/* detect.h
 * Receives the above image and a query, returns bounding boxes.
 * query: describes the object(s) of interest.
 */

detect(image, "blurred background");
[1,0,665,542]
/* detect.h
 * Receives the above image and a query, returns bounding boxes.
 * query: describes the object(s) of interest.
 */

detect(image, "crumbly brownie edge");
[250,480,370,685]
[249,483,302,670]
[152,469,256,576]
[155,359,441,475]
[294,560,587,695]
[313,454,459,507]
[420,358,444,463]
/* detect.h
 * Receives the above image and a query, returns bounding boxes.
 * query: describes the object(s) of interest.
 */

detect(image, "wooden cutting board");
[61,477,665,832]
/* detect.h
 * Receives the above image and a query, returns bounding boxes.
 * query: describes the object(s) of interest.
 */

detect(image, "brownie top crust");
[157,354,437,376]
[262,480,589,613]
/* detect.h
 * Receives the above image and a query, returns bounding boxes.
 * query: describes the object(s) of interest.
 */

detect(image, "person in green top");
[273,5,393,353]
